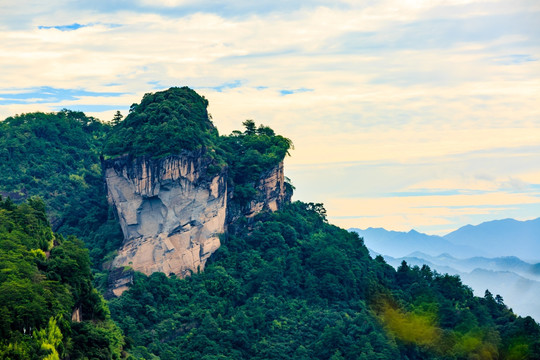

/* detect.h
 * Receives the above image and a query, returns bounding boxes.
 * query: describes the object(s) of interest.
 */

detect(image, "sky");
[1,0,539,235]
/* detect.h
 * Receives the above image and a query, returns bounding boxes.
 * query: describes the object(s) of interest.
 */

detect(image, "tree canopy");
[1,87,538,359]
[103,87,219,158]
[0,198,124,359]
[109,201,540,359]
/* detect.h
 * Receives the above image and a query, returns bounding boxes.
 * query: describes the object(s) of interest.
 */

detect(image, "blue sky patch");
[196,80,243,93]
[279,88,313,96]
[492,54,538,65]
[38,22,121,31]
[52,104,127,113]
[39,23,86,31]
[388,189,467,197]
[0,86,125,105]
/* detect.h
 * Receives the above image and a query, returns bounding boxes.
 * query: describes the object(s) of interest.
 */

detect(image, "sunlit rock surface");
[104,152,227,278]
[104,151,289,296]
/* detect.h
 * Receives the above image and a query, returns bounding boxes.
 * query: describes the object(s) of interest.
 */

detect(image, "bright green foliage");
[33,317,63,360]
[219,120,292,184]
[0,110,123,267]
[103,87,219,158]
[110,201,540,359]
[218,120,292,206]
[0,198,125,359]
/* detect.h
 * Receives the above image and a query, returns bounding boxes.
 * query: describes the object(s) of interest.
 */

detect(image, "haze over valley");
[351,217,540,320]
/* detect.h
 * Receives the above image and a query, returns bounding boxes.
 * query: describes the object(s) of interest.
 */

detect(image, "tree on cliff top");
[103,87,219,158]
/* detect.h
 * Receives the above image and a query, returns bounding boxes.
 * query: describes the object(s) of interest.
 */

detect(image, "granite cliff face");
[228,162,289,222]
[105,151,227,278]
[105,151,288,287]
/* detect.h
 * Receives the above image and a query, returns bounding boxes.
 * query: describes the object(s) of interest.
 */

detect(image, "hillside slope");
[1,87,539,359]
[0,198,124,359]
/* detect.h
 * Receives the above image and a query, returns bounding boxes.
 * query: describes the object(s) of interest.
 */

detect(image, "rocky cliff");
[104,151,227,278]
[228,161,289,222]
[105,151,288,289]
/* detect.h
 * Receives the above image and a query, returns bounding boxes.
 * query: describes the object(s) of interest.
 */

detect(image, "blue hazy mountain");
[350,217,540,261]
[377,251,540,320]
[443,217,540,262]
[353,218,540,320]
[405,252,540,281]
[349,227,485,259]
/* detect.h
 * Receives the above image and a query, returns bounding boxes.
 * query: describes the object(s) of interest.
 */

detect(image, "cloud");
[1,0,539,233]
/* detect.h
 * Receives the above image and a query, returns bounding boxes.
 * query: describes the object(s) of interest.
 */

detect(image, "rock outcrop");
[228,162,289,222]
[105,151,289,296]
[104,151,227,278]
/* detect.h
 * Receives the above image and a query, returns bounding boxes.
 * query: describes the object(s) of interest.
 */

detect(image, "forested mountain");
[0,109,124,270]
[379,251,540,321]
[109,202,540,359]
[1,87,539,359]
[352,224,540,322]
[0,197,124,359]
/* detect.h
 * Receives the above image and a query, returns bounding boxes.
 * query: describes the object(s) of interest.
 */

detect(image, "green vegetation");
[0,197,124,359]
[0,110,123,268]
[1,87,539,359]
[109,201,540,359]
[218,119,292,206]
[103,87,219,158]
[102,87,293,206]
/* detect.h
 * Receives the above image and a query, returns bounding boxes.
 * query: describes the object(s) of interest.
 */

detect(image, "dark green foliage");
[219,120,292,186]
[110,201,540,359]
[0,109,124,268]
[2,87,539,359]
[217,120,292,208]
[0,198,124,359]
[103,87,219,158]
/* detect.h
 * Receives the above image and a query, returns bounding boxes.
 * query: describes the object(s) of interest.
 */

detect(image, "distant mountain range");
[350,217,540,262]
[350,217,540,321]
[444,218,540,261]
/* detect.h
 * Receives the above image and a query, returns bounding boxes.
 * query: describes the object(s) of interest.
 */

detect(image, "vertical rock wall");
[104,151,289,296]
[240,162,288,219]
[104,152,227,278]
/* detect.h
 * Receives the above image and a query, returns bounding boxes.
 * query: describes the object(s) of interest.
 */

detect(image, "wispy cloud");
[1,0,539,233]
[38,23,87,31]
[37,22,121,31]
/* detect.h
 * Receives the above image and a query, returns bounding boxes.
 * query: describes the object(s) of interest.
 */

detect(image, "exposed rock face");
[230,162,288,220]
[105,151,289,296]
[105,267,134,299]
[104,151,227,278]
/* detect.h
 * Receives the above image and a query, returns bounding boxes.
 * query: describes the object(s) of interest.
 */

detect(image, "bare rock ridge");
[104,151,287,285]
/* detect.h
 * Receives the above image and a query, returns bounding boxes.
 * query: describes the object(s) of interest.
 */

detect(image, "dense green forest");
[109,201,540,359]
[1,87,539,359]
[103,87,219,159]
[0,109,124,269]
[0,197,124,359]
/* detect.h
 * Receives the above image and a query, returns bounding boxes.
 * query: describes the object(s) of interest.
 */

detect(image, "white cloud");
[1,0,539,233]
